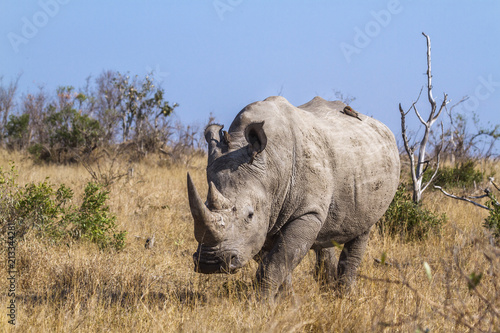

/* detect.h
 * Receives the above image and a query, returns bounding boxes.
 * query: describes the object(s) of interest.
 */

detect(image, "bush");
[0,164,126,250]
[45,106,101,153]
[26,103,102,163]
[378,183,446,241]
[64,182,126,250]
[34,105,102,163]
[483,192,500,242]
[424,160,484,188]
[16,180,72,240]
[27,143,52,162]
[5,113,30,149]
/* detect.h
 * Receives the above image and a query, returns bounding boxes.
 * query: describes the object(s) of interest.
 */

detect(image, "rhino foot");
[313,247,338,286]
[336,227,372,293]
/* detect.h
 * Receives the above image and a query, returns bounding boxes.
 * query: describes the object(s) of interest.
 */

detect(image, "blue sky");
[1,1,500,149]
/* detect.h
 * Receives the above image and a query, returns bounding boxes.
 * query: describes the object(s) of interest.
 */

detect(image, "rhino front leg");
[277,273,294,297]
[256,214,322,300]
[337,227,371,293]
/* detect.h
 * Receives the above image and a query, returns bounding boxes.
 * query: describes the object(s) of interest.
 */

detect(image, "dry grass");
[0,149,499,332]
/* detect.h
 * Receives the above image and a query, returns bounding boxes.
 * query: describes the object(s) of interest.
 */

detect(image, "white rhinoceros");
[187,96,400,299]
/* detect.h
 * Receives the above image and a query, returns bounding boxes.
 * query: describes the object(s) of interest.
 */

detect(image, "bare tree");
[399,33,452,204]
[0,75,21,146]
[22,87,48,146]
[333,89,356,105]
[438,107,500,161]
[93,71,122,145]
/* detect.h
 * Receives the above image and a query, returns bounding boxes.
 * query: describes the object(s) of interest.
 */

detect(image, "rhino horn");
[187,173,223,245]
[207,182,232,211]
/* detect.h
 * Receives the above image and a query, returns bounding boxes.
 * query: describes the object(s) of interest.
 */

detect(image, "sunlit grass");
[0,150,498,332]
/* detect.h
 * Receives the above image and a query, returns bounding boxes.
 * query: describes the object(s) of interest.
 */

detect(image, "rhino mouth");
[193,244,242,274]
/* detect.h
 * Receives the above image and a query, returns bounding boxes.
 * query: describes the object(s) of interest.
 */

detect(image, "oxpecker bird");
[222,130,231,144]
[145,234,155,249]
[343,106,362,121]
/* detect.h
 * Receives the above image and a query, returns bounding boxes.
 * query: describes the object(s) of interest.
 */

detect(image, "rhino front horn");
[187,173,223,245]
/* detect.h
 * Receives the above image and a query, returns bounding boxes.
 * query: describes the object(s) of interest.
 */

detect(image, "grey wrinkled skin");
[187,96,400,300]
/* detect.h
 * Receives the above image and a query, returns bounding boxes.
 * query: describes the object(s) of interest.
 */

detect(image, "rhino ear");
[244,121,267,156]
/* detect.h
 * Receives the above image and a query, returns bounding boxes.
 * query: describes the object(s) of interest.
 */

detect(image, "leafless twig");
[433,186,492,210]
[489,177,500,192]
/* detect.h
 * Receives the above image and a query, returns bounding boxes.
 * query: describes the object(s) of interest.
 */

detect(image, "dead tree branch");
[489,177,500,192]
[421,122,444,194]
[399,103,417,188]
[434,186,492,210]
[446,96,470,119]
[422,32,436,110]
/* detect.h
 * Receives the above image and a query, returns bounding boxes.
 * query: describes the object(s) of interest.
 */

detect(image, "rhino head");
[187,120,270,274]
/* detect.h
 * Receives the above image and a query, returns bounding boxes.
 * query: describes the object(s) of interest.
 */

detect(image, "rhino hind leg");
[313,247,338,286]
[337,227,372,293]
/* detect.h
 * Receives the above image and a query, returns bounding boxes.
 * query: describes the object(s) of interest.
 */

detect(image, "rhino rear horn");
[187,173,223,245]
[207,182,232,211]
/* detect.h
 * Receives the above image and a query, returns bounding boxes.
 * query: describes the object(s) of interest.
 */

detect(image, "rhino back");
[227,96,399,245]
[298,97,400,244]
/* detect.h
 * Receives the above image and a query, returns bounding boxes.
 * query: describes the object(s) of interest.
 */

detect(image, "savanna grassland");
[0,149,499,332]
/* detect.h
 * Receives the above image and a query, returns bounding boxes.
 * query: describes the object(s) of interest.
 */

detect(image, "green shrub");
[0,163,21,240]
[5,113,30,149]
[27,143,51,162]
[45,106,101,152]
[483,193,500,242]
[424,160,483,188]
[64,182,126,250]
[27,104,102,163]
[0,164,126,250]
[16,180,72,240]
[378,183,446,241]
